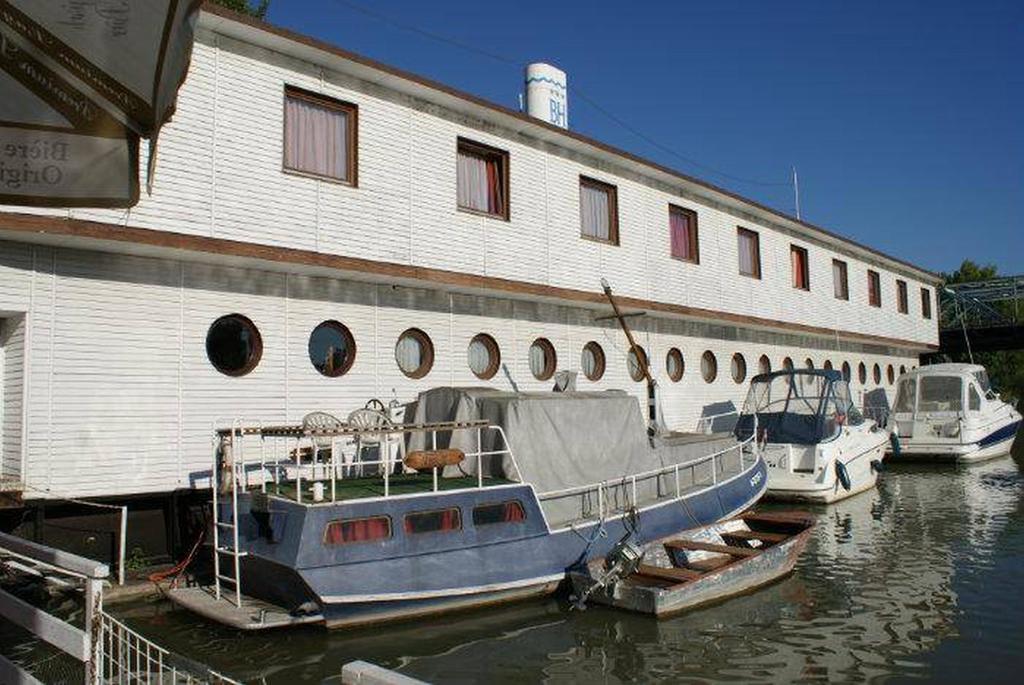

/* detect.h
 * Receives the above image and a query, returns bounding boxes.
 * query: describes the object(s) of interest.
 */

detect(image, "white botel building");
[0,4,939,512]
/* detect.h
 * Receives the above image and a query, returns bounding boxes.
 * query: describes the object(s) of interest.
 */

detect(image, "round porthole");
[823,360,834,371]
[701,350,718,384]
[842,361,851,382]
[731,353,746,384]
[782,357,794,371]
[308,320,356,377]
[758,355,771,376]
[627,347,649,382]
[899,365,907,376]
[805,358,814,370]
[858,362,867,384]
[396,328,434,379]
[581,341,606,381]
[666,348,684,382]
[468,333,500,380]
[887,364,895,385]
[529,337,557,381]
[873,363,882,385]
[206,314,262,377]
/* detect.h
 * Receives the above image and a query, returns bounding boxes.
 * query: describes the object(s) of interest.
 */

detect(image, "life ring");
[835,460,852,491]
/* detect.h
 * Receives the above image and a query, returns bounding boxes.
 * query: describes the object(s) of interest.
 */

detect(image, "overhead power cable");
[321,0,792,189]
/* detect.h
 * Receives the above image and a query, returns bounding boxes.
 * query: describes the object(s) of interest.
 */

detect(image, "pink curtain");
[738,230,759,276]
[670,211,694,260]
[285,95,349,180]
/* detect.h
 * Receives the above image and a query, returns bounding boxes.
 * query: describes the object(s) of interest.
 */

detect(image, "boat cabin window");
[206,314,263,377]
[894,378,916,413]
[324,516,391,545]
[404,508,462,535]
[736,373,860,444]
[918,376,963,412]
[472,501,526,526]
[973,370,991,393]
[968,384,982,411]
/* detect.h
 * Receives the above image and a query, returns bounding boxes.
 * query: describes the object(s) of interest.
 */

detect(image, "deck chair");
[301,411,343,480]
[347,407,405,475]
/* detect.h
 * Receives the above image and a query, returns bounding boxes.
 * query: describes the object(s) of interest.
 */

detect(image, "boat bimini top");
[735,370,864,446]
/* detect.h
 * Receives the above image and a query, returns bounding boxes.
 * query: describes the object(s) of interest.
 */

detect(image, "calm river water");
[103,435,1024,684]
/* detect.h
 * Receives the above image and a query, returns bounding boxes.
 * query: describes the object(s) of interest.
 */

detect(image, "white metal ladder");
[211,424,247,607]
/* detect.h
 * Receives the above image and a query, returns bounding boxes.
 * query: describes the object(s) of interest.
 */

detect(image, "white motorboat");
[889,363,1021,462]
[736,370,888,504]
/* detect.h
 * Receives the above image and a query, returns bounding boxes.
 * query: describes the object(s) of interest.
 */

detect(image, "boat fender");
[889,432,901,458]
[291,601,320,617]
[835,460,852,491]
[870,459,884,473]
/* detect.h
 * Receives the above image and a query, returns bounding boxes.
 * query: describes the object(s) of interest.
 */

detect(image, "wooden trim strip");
[198,1,941,283]
[0,211,939,351]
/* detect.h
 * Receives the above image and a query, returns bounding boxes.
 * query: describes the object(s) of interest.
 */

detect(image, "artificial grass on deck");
[258,473,514,503]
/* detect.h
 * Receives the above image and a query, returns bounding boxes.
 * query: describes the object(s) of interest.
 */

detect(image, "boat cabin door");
[0,315,26,489]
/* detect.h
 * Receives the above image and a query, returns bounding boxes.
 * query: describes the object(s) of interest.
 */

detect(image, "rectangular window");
[919,376,963,412]
[897,279,909,313]
[457,138,509,219]
[579,176,618,244]
[324,516,391,545]
[921,287,932,319]
[668,205,699,263]
[283,86,357,184]
[472,501,527,527]
[737,227,761,278]
[790,245,810,290]
[404,508,462,535]
[867,270,881,307]
[832,259,849,300]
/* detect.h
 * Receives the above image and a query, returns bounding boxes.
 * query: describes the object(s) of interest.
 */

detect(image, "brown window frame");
[867,270,881,307]
[832,259,849,301]
[395,328,435,379]
[921,287,932,319]
[581,341,606,381]
[896,279,909,314]
[579,176,619,245]
[282,85,358,186]
[790,245,810,291]
[736,227,762,279]
[668,204,699,264]
[456,137,510,221]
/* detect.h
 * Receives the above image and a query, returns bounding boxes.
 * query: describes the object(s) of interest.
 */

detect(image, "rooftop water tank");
[525,63,568,129]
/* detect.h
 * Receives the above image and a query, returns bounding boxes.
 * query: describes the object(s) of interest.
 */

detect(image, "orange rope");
[149,528,205,592]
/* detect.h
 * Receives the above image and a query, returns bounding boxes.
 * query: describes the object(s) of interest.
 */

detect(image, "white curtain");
[457,150,489,212]
[581,346,597,378]
[667,350,682,379]
[468,337,491,375]
[580,184,610,240]
[738,230,758,275]
[833,261,847,298]
[395,334,422,374]
[285,95,348,180]
[529,342,549,378]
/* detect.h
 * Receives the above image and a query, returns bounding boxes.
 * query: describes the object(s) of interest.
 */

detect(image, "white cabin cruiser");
[889,363,1021,462]
[735,370,888,504]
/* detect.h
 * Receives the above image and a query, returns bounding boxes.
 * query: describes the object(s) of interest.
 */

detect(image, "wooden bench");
[721,529,789,544]
[634,564,702,583]
[664,539,760,558]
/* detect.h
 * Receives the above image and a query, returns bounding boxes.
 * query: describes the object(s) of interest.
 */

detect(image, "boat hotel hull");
[0,4,939,560]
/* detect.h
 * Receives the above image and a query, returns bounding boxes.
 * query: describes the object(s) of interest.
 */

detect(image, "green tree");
[210,0,269,18]
[941,259,1024,403]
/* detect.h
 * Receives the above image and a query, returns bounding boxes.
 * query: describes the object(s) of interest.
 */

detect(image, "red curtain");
[326,517,390,544]
[485,159,502,214]
[670,211,691,260]
[503,501,526,522]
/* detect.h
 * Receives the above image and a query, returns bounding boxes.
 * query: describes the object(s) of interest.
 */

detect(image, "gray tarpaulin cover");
[405,388,738,525]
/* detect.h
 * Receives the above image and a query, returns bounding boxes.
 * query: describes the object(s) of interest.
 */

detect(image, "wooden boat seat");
[634,564,702,584]
[664,539,759,557]
[721,529,788,544]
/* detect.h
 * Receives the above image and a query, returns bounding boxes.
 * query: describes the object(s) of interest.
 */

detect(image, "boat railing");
[213,419,525,504]
[536,428,759,525]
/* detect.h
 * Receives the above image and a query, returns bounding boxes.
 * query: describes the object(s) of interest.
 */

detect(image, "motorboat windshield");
[735,370,864,445]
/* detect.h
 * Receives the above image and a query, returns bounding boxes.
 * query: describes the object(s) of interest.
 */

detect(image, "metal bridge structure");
[939,275,1024,356]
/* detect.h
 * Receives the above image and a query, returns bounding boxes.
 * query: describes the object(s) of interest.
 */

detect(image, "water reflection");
[93,442,1024,682]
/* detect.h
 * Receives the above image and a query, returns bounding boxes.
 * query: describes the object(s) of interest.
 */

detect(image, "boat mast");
[600,279,658,433]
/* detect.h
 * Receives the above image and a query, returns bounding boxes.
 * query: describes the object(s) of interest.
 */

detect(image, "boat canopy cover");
[405,387,681,494]
[734,370,863,445]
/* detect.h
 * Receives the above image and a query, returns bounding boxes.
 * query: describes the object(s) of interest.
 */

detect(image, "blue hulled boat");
[169,388,767,629]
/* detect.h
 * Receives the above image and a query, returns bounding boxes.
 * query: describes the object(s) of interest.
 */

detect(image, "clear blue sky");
[264,0,1022,276]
